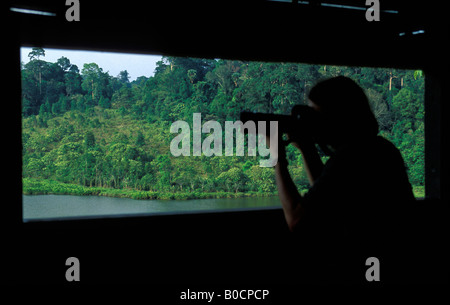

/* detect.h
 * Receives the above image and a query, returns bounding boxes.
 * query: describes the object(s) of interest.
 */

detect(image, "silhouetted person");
[272,76,415,282]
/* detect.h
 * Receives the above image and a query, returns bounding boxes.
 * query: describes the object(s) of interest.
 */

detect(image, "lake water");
[23,195,281,221]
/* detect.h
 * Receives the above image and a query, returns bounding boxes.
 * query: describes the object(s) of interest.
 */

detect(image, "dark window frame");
[8,0,446,229]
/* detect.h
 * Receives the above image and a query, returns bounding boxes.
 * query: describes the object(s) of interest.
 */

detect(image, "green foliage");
[22,50,425,199]
[23,178,274,200]
[245,166,276,193]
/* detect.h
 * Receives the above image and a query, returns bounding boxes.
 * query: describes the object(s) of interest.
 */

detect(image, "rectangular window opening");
[21,47,425,222]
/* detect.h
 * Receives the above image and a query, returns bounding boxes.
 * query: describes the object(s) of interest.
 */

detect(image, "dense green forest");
[22,47,425,198]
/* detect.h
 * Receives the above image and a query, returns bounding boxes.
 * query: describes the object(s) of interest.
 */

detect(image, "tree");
[65,64,82,96]
[112,85,134,109]
[81,63,110,104]
[217,167,247,193]
[245,165,276,192]
[187,69,197,84]
[99,96,111,109]
[118,70,130,84]
[26,48,47,97]
[135,130,145,146]
[28,47,45,61]
[84,131,96,149]
[392,88,422,121]
[366,88,392,131]
[57,56,72,72]
[152,155,173,191]
[21,53,425,196]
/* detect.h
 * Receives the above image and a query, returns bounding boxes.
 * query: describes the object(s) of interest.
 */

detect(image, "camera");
[240,105,318,136]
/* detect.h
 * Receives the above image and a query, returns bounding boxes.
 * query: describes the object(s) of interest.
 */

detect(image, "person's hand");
[288,105,318,152]
[287,131,315,152]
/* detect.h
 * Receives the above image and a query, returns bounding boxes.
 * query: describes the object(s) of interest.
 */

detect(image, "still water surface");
[23,195,281,221]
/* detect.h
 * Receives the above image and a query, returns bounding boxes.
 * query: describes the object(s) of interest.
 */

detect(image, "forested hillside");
[22,47,425,198]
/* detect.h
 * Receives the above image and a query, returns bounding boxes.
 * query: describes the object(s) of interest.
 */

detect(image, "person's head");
[305,76,379,150]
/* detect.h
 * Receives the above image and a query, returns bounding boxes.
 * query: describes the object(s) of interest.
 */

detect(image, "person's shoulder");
[370,136,410,176]
[333,136,403,171]
[373,136,403,157]
[374,135,396,149]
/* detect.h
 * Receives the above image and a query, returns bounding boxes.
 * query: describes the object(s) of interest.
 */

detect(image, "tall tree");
[28,47,45,61]
[81,63,111,103]
[27,48,46,96]
[118,70,130,84]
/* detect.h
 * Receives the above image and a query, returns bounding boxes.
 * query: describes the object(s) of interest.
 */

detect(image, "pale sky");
[20,47,162,81]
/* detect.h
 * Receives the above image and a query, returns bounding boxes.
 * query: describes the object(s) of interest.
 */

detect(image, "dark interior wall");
[10,201,448,284]
[3,0,448,285]
[9,0,446,69]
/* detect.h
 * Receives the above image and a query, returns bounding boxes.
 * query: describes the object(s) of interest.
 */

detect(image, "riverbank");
[23,178,425,200]
[22,178,278,200]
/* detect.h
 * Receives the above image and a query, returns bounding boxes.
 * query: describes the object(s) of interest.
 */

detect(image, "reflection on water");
[23,195,280,221]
